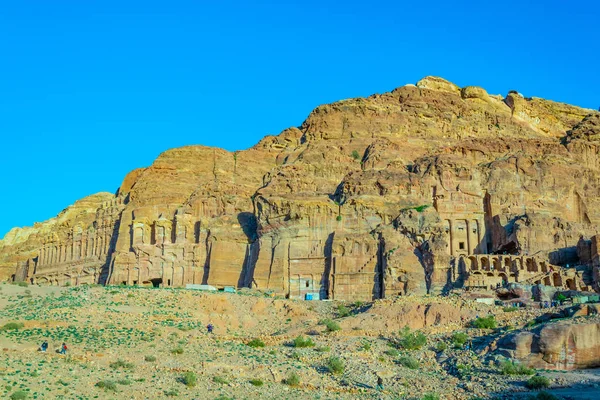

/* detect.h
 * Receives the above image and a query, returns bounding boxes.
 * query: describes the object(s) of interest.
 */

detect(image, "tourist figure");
[60,342,67,355]
[39,341,48,352]
[376,376,384,391]
[207,324,214,334]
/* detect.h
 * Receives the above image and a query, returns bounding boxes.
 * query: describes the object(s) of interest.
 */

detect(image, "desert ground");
[0,283,599,400]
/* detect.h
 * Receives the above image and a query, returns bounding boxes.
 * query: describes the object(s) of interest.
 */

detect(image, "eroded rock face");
[499,319,600,370]
[1,76,599,300]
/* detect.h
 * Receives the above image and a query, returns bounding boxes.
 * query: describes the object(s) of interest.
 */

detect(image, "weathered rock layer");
[2,77,599,300]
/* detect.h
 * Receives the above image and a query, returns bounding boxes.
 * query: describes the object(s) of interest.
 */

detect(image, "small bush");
[360,342,371,351]
[284,372,300,387]
[16,281,28,287]
[336,215,342,222]
[10,391,28,400]
[421,394,439,400]
[144,355,157,362]
[171,346,184,354]
[503,306,519,312]
[213,376,229,384]
[315,346,330,353]
[182,371,197,387]
[1,322,24,331]
[451,332,469,348]
[327,357,345,374]
[336,304,350,317]
[556,293,567,303]
[96,380,117,391]
[472,316,497,329]
[117,379,132,385]
[292,336,315,348]
[164,388,179,396]
[249,379,263,387]
[398,356,419,369]
[526,375,550,390]
[456,363,472,378]
[435,341,448,352]
[384,348,400,357]
[109,360,134,370]
[397,327,427,350]
[500,360,534,376]
[323,319,341,332]
[247,338,266,348]
[351,150,360,160]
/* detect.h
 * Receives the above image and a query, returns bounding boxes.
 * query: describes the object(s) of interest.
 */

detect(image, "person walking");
[60,342,68,355]
[39,341,48,352]
[376,376,384,391]
[207,324,214,334]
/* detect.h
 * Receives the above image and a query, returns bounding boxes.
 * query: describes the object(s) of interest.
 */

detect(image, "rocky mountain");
[2,76,599,300]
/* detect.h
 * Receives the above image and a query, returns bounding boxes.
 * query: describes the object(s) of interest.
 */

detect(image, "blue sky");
[0,1,598,238]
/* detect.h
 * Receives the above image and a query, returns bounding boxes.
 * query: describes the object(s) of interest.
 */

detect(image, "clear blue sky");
[0,1,598,238]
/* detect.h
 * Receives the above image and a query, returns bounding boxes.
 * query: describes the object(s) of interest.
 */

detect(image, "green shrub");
[526,375,550,390]
[451,332,469,348]
[16,281,28,287]
[249,379,263,387]
[472,316,497,329]
[117,379,132,385]
[109,360,134,370]
[164,388,179,396]
[384,348,400,357]
[336,215,342,222]
[213,376,229,384]
[336,304,350,317]
[351,150,360,160]
[499,360,534,376]
[397,327,427,350]
[171,346,184,354]
[182,371,197,387]
[435,341,448,352]
[327,356,345,374]
[10,391,28,400]
[284,372,300,387]
[144,355,157,362]
[421,394,439,400]
[556,293,567,303]
[292,336,315,348]
[503,306,519,312]
[1,322,24,331]
[247,338,266,348]
[323,319,341,332]
[96,380,117,391]
[456,363,472,378]
[315,346,330,353]
[398,356,419,369]
[360,342,371,351]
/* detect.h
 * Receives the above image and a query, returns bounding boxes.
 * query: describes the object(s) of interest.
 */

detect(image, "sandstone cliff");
[2,77,599,300]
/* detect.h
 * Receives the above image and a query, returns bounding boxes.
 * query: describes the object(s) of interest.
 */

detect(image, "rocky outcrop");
[498,318,600,370]
[1,76,599,300]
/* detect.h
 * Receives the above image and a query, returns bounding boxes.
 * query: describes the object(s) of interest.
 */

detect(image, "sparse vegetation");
[526,375,550,390]
[144,355,157,362]
[398,356,419,369]
[1,322,24,331]
[451,332,469,348]
[321,319,341,332]
[435,341,447,352]
[336,303,351,317]
[10,391,28,400]
[327,356,345,374]
[351,150,360,160]
[213,376,229,385]
[96,380,118,391]
[171,346,184,354]
[503,306,519,312]
[472,315,497,329]
[247,338,266,348]
[499,360,535,376]
[109,360,135,370]
[384,348,400,357]
[249,378,263,386]
[182,371,197,387]
[284,372,300,387]
[396,326,427,350]
[292,335,315,348]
